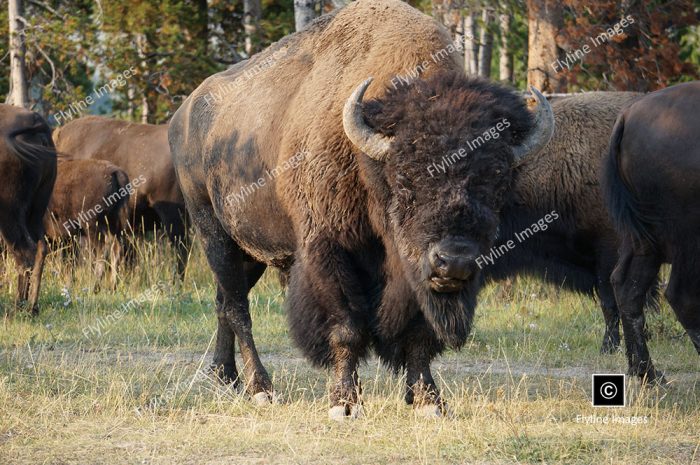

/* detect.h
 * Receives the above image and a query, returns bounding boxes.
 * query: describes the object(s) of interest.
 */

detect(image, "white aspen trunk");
[7,0,29,108]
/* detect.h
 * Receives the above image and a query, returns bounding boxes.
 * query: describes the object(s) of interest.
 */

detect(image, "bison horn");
[343,78,394,162]
[512,86,555,163]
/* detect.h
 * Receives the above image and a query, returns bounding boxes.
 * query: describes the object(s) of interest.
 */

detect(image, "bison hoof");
[414,403,451,419]
[328,404,363,421]
[252,391,279,405]
[600,341,620,355]
[641,371,668,387]
[208,364,240,386]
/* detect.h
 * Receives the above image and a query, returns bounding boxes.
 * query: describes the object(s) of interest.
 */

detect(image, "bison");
[604,81,700,383]
[44,158,132,288]
[53,117,189,278]
[484,91,645,354]
[169,0,553,418]
[0,104,57,314]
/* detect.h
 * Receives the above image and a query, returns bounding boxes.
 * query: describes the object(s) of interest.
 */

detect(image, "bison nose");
[429,240,478,281]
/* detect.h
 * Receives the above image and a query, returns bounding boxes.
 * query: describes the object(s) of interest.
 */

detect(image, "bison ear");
[343,78,394,162]
[511,86,555,164]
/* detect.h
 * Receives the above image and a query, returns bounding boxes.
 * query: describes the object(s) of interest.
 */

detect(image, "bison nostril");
[430,251,447,270]
[436,253,451,267]
[432,252,473,279]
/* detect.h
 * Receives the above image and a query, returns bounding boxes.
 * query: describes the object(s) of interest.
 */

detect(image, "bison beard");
[413,278,477,349]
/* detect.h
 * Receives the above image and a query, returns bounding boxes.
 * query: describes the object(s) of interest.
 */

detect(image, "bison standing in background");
[485,92,644,353]
[604,81,700,383]
[169,0,553,418]
[0,104,57,314]
[44,158,132,289]
[53,117,189,278]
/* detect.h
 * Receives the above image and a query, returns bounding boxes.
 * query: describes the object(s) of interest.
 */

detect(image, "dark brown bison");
[0,104,57,314]
[53,117,189,278]
[484,92,645,353]
[604,81,700,383]
[44,158,132,288]
[169,0,553,418]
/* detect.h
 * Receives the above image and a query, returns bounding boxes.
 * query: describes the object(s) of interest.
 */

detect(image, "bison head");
[342,71,553,346]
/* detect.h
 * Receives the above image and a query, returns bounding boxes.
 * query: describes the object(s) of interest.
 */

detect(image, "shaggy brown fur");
[604,81,700,383]
[0,104,57,314]
[169,0,544,416]
[486,92,644,353]
[53,117,189,278]
[44,158,131,288]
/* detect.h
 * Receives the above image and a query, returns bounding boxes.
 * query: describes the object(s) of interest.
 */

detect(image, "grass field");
[1,237,699,464]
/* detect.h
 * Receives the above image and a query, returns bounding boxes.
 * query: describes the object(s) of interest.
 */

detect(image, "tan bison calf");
[44,158,132,289]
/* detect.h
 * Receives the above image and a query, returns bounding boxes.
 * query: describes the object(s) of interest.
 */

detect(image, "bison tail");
[603,113,656,246]
[6,121,57,166]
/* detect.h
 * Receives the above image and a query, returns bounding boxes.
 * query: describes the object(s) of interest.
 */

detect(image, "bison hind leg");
[611,241,665,384]
[665,245,700,355]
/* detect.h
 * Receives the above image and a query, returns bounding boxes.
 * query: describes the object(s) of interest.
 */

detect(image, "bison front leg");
[328,330,363,420]
[404,326,448,418]
[3,227,38,314]
[26,239,48,315]
[153,202,189,280]
[286,239,370,420]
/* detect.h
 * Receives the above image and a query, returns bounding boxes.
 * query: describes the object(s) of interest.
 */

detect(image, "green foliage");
[680,24,700,80]
[1,1,100,118]
[560,0,698,91]
[2,0,296,123]
[4,0,698,120]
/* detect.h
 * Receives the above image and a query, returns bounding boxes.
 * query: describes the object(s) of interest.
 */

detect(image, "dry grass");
[1,237,699,464]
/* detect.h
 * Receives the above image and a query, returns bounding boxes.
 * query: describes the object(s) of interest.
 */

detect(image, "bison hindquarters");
[604,81,700,383]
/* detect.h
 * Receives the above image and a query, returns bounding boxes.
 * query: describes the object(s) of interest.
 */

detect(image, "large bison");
[53,117,189,278]
[484,92,644,353]
[169,0,553,418]
[0,104,57,314]
[44,158,132,288]
[604,81,700,383]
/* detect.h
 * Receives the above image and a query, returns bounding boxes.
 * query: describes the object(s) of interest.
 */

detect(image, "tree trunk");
[464,12,479,75]
[141,95,149,124]
[498,11,512,82]
[127,85,135,119]
[526,0,564,92]
[294,0,318,32]
[7,0,29,108]
[244,0,261,56]
[198,0,208,55]
[478,8,494,77]
[432,0,461,36]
